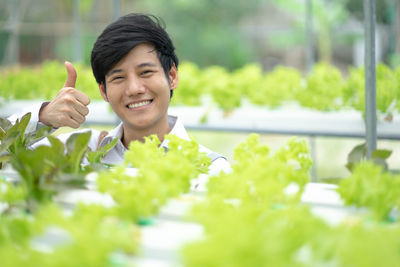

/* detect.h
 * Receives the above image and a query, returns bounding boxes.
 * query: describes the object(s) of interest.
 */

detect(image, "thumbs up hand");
[39,61,91,129]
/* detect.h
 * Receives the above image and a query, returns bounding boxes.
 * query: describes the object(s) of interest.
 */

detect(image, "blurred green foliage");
[1,60,399,117]
[271,0,350,62]
[271,0,399,64]
[2,0,398,69]
[134,0,264,70]
[183,134,400,266]
[0,61,99,101]
[346,0,396,24]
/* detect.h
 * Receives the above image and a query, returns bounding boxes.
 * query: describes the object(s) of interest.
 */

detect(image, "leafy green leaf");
[87,137,118,165]
[0,131,19,154]
[17,113,31,140]
[371,149,392,160]
[47,135,66,157]
[347,143,366,163]
[347,143,393,172]
[0,154,10,164]
[372,157,388,170]
[66,131,91,174]
[0,117,12,133]
[26,125,52,145]
[346,143,367,171]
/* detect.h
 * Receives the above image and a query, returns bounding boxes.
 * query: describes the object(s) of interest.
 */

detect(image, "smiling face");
[99,43,178,144]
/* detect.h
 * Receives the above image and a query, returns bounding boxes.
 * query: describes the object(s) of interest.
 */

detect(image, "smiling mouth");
[127,100,152,109]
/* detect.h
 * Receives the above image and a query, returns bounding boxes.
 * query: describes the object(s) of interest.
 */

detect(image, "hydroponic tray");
[1,100,399,139]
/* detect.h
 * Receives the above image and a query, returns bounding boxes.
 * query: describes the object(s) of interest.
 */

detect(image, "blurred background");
[0,0,399,181]
[1,0,400,70]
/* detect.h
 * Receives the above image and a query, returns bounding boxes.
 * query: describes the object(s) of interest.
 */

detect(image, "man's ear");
[169,64,179,90]
[99,83,109,102]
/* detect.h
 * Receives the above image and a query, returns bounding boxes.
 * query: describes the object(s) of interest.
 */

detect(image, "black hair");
[90,13,179,97]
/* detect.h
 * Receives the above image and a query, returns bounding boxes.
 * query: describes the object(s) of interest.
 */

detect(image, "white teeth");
[128,100,151,109]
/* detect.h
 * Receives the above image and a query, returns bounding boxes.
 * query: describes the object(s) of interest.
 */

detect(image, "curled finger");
[69,111,86,126]
[74,102,90,117]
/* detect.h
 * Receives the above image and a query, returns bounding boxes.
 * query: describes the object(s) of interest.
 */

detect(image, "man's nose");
[125,76,146,95]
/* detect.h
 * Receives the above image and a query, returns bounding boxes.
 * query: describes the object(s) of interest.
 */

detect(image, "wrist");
[38,101,51,125]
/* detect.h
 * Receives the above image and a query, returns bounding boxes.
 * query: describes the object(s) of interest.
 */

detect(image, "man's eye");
[111,76,123,81]
[141,70,154,76]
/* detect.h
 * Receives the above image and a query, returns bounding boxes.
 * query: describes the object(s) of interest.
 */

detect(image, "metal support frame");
[4,0,20,65]
[309,135,317,182]
[364,0,377,159]
[388,0,398,58]
[72,0,83,62]
[113,0,121,21]
[305,0,314,72]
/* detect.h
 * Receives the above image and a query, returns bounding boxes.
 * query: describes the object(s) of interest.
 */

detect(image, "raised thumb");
[63,61,77,88]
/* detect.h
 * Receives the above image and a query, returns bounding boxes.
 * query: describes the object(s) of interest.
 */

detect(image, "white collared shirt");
[8,106,231,183]
[96,115,193,165]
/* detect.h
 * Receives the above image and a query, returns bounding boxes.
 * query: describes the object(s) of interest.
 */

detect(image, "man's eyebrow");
[106,62,157,76]
[136,62,157,68]
[107,69,123,77]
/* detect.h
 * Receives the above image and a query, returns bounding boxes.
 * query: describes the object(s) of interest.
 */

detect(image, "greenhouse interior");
[1,0,400,266]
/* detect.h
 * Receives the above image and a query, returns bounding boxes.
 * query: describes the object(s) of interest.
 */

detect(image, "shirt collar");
[99,115,190,151]
[160,115,190,149]
[99,122,126,154]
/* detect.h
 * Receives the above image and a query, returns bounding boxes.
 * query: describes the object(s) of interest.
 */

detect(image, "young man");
[8,13,230,178]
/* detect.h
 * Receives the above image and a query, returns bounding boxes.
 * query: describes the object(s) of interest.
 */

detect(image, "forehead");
[128,43,157,59]
[109,43,160,72]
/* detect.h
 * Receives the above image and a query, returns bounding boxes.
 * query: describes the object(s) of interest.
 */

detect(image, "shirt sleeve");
[208,157,231,176]
[7,101,53,133]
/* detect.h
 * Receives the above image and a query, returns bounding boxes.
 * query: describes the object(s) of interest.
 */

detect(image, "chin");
[125,120,155,130]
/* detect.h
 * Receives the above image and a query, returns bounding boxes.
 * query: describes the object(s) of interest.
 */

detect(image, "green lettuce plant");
[96,134,211,222]
[182,135,400,266]
[0,203,139,267]
[1,114,116,208]
[1,61,400,118]
[337,161,400,221]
